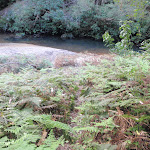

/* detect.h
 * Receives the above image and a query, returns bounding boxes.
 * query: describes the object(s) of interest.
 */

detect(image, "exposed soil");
[0,43,114,68]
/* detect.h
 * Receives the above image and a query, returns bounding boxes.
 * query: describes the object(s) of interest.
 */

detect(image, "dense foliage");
[0,1,150,149]
[0,0,149,43]
[0,50,150,149]
[0,0,15,10]
[0,23,150,148]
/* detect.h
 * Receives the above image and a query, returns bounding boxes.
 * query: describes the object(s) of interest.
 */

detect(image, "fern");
[94,117,119,131]
[0,51,150,149]
[29,114,72,131]
[0,133,37,150]
[0,112,68,149]
[36,130,64,150]
[74,126,99,133]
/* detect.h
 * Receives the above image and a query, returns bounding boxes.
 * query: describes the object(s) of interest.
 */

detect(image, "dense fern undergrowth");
[0,51,150,150]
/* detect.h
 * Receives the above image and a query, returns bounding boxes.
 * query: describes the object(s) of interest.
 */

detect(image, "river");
[0,33,109,54]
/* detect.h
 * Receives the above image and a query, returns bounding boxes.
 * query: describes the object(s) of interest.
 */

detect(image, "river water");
[0,33,109,54]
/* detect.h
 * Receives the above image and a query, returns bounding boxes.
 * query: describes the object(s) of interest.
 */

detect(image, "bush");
[65,1,121,39]
[0,17,7,31]
[5,0,66,35]
[1,0,120,39]
[1,0,150,43]
[0,0,16,10]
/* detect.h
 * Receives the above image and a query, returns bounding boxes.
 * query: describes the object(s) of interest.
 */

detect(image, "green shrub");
[0,17,7,31]
[0,0,16,10]
[1,0,149,43]
[68,1,120,39]
[5,0,65,35]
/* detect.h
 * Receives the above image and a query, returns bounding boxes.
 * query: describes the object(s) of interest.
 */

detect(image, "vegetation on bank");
[0,0,15,11]
[0,0,150,149]
[0,0,150,44]
[0,21,150,149]
[0,49,150,150]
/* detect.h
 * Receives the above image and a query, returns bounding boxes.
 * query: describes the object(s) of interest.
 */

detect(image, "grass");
[0,52,150,150]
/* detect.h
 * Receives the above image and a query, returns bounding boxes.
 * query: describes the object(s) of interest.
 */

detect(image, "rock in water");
[61,33,74,40]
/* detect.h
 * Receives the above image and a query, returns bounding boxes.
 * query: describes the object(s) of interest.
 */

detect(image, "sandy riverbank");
[0,43,114,68]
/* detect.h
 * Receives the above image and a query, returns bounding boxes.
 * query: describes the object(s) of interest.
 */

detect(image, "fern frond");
[94,117,119,130]
[29,114,72,131]
[37,130,64,150]
[74,126,99,133]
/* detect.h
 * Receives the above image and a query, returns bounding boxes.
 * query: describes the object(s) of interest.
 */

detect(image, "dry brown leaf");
[37,129,47,146]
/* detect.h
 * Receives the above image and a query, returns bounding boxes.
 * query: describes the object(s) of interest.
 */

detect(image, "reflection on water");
[0,33,109,54]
